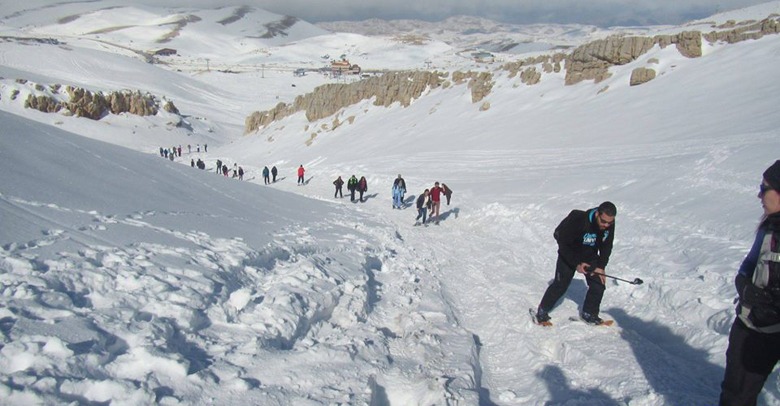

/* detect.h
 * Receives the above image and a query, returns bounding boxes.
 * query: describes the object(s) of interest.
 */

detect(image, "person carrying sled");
[347,175,359,202]
[333,176,344,198]
[720,160,780,406]
[297,165,305,185]
[358,176,368,202]
[262,166,270,185]
[535,201,617,326]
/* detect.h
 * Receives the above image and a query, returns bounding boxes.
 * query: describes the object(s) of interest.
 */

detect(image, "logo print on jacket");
[582,233,597,246]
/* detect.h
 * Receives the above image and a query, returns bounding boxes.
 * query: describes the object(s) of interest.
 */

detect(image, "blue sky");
[186,0,773,26]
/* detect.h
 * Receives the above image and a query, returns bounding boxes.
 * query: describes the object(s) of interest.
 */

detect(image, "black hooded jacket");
[554,208,615,270]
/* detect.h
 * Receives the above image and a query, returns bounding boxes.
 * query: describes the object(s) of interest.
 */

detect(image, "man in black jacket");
[535,201,617,325]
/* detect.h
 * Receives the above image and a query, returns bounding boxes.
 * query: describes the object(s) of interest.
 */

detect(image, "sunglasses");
[597,215,614,226]
[760,183,774,196]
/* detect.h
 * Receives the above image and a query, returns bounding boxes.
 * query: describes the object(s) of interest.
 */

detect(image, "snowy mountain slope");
[1,1,780,404]
[0,110,480,404]
[0,2,329,61]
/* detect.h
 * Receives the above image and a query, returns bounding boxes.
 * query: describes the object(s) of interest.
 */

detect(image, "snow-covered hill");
[1,1,780,404]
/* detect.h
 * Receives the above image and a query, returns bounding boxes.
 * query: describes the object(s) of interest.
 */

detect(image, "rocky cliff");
[245,16,779,134]
[24,85,177,120]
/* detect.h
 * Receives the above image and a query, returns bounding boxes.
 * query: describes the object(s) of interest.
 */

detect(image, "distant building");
[471,51,495,63]
[152,48,177,56]
[330,58,361,75]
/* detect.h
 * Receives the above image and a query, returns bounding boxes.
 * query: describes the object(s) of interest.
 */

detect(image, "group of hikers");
[333,174,368,202]
[214,159,244,179]
[262,165,279,184]
[159,143,207,159]
[414,180,452,225]
[332,174,452,224]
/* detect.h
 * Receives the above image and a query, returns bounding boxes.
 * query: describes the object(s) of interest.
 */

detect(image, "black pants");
[720,317,780,406]
[335,187,342,198]
[539,256,605,316]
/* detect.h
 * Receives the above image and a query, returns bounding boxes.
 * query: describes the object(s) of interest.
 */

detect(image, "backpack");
[739,229,780,333]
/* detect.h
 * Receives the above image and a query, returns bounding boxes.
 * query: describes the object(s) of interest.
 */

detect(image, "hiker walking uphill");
[429,182,443,222]
[415,189,430,225]
[297,165,306,185]
[720,160,780,406]
[333,176,344,198]
[271,166,278,183]
[358,176,368,202]
[392,182,404,209]
[262,166,270,185]
[535,201,617,326]
[393,174,407,201]
[348,175,359,202]
[442,183,453,205]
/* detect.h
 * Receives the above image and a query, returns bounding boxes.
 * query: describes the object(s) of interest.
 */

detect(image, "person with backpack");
[358,176,368,202]
[415,189,430,225]
[333,176,344,198]
[442,183,453,205]
[262,166,270,184]
[347,175,358,202]
[297,165,305,185]
[271,166,278,183]
[720,160,780,406]
[534,201,617,326]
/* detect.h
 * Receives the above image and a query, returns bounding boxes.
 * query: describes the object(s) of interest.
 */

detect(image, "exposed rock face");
[247,71,452,132]
[565,36,656,85]
[244,16,780,130]
[24,85,173,120]
[452,71,494,102]
[564,17,778,85]
[630,67,656,86]
[25,94,62,113]
[703,17,780,43]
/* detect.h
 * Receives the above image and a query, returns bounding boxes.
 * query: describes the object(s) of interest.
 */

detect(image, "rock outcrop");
[703,17,780,43]
[244,16,779,131]
[24,85,176,120]
[247,71,452,133]
[629,67,656,86]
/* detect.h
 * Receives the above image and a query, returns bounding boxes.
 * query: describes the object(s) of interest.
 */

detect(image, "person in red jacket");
[297,165,305,185]
[429,182,443,222]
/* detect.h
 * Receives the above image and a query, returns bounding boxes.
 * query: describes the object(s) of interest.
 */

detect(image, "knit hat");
[763,160,780,191]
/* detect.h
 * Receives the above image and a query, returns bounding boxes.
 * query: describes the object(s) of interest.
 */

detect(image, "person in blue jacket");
[720,160,780,406]
[535,201,617,325]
